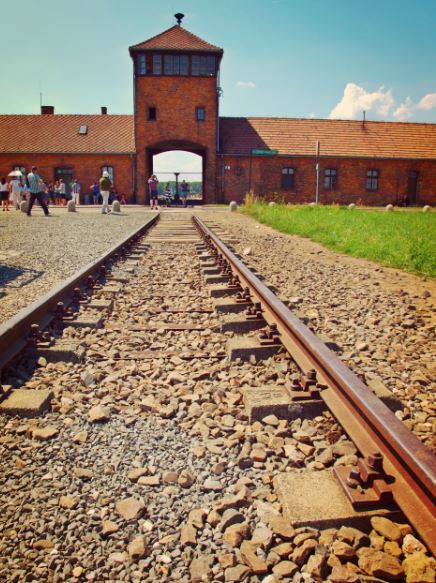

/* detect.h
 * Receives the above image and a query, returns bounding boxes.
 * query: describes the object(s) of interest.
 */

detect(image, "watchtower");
[129,15,223,203]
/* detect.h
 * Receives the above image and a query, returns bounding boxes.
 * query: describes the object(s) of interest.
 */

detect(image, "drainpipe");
[131,154,136,204]
[221,155,225,201]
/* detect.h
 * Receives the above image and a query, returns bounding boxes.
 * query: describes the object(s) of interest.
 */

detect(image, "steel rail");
[0,214,159,373]
[193,216,436,553]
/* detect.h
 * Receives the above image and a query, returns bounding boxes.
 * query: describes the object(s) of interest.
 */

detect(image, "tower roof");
[129,24,223,53]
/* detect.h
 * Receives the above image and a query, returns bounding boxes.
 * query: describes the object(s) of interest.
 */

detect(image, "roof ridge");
[129,24,222,52]
[220,116,436,127]
[129,24,178,49]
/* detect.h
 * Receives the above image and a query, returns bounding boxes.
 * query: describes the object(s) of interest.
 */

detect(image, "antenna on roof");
[362,110,366,129]
[174,12,184,25]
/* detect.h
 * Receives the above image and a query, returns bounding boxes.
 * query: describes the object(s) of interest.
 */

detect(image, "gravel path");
[1,218,432,581]
[0,208,154,324]
[201,211,436,452]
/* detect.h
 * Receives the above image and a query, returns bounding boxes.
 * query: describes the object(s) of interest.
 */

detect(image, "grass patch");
[241,203,436,277]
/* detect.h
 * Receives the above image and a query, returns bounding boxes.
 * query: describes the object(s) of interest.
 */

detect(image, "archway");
[152,151,203,205]
[145,140,207,205]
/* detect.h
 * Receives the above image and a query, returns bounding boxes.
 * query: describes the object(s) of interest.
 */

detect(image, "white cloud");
[309,112,315,118]
[417,93,436,110]
[237,81,256,89]
[393,97,414,121]
[329,83,395,120]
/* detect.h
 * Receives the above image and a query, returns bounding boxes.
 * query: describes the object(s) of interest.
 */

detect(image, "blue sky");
[1,0,435,175]
[1,0,435,122]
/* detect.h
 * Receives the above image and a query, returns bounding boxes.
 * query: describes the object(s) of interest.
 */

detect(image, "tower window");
[148,107,157,121]
[196,107,205,121]
[152,54,162,75]
[324,168,337,190]
[192,55,216,76]
[163,54,189,75]
[136,55,146,75]
[366,169,379,191]
[281,167,294,189]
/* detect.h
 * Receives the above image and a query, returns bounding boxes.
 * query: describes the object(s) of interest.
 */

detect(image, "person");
[164,182,172,207]
[120,194,127,205]
[148,174,159,209]
[71,178,81,206]
[26,166,50,217]
[180,179,189,207]
[9,176,22,210]
[99,170,112,214]
[91,182,100,205]
[59,179,66,206]
[21,182,29,202]
[54,180,62,206]
[0,177,9,211]
[47,181,56,206]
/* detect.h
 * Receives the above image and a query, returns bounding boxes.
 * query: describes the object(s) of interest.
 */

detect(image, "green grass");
[241,203,436,277]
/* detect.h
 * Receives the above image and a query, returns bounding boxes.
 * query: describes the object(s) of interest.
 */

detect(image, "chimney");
[41,105,55,115]
[101,106,107,115]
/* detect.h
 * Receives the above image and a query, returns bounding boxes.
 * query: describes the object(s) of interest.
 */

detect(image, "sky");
[1,0,435,176]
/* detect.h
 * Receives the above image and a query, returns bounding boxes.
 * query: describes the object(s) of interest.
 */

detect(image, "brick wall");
[217,155,436,206]
[134,75,218,204]
[0,153,134,200]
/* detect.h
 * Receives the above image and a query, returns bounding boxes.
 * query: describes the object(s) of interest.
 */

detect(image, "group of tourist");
[1,169,192,214]
[148,175,190,210]
[0,169,128,215]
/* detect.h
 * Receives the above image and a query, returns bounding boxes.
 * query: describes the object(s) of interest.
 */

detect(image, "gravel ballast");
[200,210,435,451]
[0,208,154,324]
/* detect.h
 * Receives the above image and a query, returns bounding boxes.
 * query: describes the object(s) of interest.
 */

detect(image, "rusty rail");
[193,216,436,553]
[0,214,159,374]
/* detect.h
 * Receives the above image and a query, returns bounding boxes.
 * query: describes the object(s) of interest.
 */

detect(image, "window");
[148,107,157,121]
[180,55,189,75]
[281,167,295,189]
[192,55,215,76]
[136,55,146,75]
[366,169,379,191]
[79,125,88,135]
[235,166,244,177]
[196,107,205,121]
[163,54,189,75]
[101,166,114,185]
[152,54,162,75]
[324,168,337,190]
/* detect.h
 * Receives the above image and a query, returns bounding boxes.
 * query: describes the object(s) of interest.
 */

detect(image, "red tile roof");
[130,25,223,53]
[0,115,134,154]
[220,117,436,160]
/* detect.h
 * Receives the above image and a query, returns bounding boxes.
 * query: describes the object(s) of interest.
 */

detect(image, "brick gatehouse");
[0,17,435,205]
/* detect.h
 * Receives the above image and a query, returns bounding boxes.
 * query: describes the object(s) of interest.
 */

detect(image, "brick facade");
[133,75,219,204]
[0,153,134,200]
[216,155,436,206]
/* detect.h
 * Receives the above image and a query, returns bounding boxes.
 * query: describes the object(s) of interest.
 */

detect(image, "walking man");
[71,179,81,205]
[27,166,49,216]
[99,171,112,214]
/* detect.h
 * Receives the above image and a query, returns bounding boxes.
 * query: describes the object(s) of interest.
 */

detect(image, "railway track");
[0,212,434,582]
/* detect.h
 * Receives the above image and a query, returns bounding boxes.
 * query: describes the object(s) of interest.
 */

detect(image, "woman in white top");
[9,178,22,210]
[0,177,9,211]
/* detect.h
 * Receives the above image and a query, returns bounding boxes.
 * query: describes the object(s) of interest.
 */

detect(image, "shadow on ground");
[0,264,44,289]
